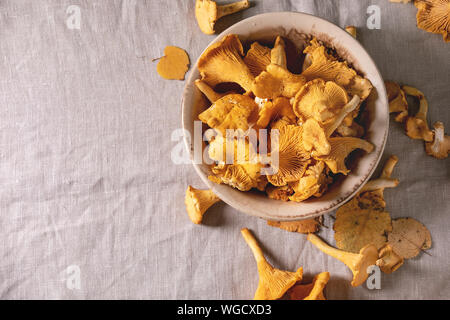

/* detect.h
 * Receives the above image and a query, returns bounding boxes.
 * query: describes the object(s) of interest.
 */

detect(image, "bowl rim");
[182,11,389,221]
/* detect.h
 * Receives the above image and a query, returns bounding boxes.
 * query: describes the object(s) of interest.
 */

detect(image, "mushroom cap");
[208,135,258,164]
[257,97,296,128]
[185,186,220,224]
[350,244,379,287]
[415,0,450,42]
[241,228,303,300]
[265,184,294,201]
[252,64,306,99]
[195,0,219,35]
[199,94,259,134]
[304,272,330,300]
[289,271,330,300]
[385,81,409,123]
[316,137,374,175]
[302,45,356,87]
[293,79,349,123]
[244,42,272,77]
[267,125,311,186]
[301,41,373,101]
[302,119,331,156]
[198,34,255,92]
[289,161,326,202]
[405,116,434,141]
[376,244,404,274]
[210,162,265,192]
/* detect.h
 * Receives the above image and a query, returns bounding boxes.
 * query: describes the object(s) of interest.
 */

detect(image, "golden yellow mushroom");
[244,42,271,77]
[288,161,330,202]
[289,272,330,300]
[307,233,378,287]
[360,155,400,207]
[256,97,296,128]
[293,79,349,123]
[198,34,255,92]
[385,81,409,123]
[195,0,250,35]
[301,42,373,101]
[402,85,434,142]
[415,0,450,42]
[241,228,303,300]
[267,125,311,186]
[270,36,287,68]
[198,94,258,135]
[376,244,404,274]
[316,137,374,175]
[185,186,221,224]
[252,64,307,99]
[195,79,229,103]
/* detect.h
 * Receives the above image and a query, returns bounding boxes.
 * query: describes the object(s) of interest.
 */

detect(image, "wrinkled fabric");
[0,0,448,299]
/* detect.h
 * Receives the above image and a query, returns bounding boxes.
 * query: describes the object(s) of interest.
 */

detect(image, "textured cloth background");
[0,0,448,299]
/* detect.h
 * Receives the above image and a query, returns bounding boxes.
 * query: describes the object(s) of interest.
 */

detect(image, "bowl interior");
[182,12,388,221]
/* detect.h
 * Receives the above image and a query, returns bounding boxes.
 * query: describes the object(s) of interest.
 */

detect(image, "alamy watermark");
[172,121,280,175]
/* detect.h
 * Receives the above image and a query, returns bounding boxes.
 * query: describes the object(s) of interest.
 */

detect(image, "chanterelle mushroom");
[385,81,409,123]
[195,79,229,103]
[256,97,296,128]
[307,233,378,287]
[359,155,399,210]
[195,0,250,35]
[289,161,330,202]
[252,64,306,99]
[267,125,311,186]
[415,0,450,42]
[241,228,303,300]
[425,121,450,159]
[316,136,374,175]
[198,93,258,134]
[403,85,434,142]
[185,186,221,224]
[198,34,255,92]
[376,244,404,274]
[301,42,373,102]
[302,119,331,157]
[244,42,271,77]
[293,79,349,124]
[271,36,287,68]
[289,272,330,300]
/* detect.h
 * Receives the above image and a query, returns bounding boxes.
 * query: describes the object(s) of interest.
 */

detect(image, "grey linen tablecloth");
[0,0,448,299]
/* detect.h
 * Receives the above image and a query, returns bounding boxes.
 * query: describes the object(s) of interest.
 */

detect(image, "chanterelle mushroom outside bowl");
[182,12,389,221]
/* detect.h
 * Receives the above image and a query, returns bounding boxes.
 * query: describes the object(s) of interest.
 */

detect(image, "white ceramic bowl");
[182,12,388,221]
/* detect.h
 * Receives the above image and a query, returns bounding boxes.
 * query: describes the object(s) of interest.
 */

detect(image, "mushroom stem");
[325,95,360,137]
[195,79,225,103]
[361,177,399,192]
[380,155,398,178]
[241,228,266,263]
[307,234,358,265]
[216,0,250,19]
